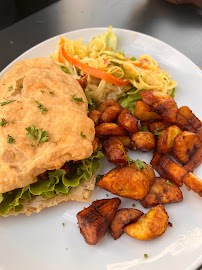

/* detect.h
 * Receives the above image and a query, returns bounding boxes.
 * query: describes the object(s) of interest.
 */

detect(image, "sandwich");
[0,57,103,216]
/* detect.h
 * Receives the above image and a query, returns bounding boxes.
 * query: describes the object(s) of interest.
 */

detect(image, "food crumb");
[144,254,148,259]
[168,222,173,227]
[62,222,65,227]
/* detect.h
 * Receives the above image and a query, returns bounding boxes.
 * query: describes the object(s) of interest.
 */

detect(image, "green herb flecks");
[154,130,163,137]
[62,222,65,227]
[8,86,13,91]
[144,254,148,259]
[134,159,147,170]
[49,92,54,95]
[139,126,149,131]
[25,125,49,147]
[170,88,175,98]
[0,100,15,106]
[35,100,48,114]
[132,204,136,207]
[96,174,104,183]
[7,135,15,144]
[72,94,83,103]
[41,90,45,94]
[0,118,8,127]
[80,131,86,138]
[130,57,136,61]
[18,84,23,89]
[165,180,173,186]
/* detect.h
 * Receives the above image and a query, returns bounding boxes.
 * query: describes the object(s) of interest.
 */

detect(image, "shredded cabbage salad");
[51,26,177,105]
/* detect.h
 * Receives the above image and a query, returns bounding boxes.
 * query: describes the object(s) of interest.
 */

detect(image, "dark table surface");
[0,0,202,72]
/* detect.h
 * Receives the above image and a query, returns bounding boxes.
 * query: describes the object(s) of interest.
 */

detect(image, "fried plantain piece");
[157,125,182,154]
[92,198,121,224]
[175,111,195,132]
[130,162,156,186]
[134,100,162,121]
[139,90,178,122]
[102,137,128,165]
[77,198,121,245]
[124,204,169,240]
[100,106,122,123]
[88,110,102,126]
[140,177,183,208]
[173,131,201,164]
[150,151,168,179]
[110,208,143,240]
[178,106,202,130]
[159,156,186,187]
[183,145,202,172]
[113,136,132,148]
[97,99,122,113]
[182,172,202,197]
[131,131,156,151]
[96,123,128,136]
[97,166,150,200]
[118,108,139,133]
[149,121,166,134]
[77,206,109,245]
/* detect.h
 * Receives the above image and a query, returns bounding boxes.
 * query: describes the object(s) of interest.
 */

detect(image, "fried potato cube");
[118,108,139,133]
[113,136,132,148]
[131,131,156,151]
[96,123,128,136]
[100,106,121,123]
[130,163,156,186]
[97,166,150,200]
[178,106,202,130]
[124,204,169,240]
[157,125,182,154]
[182,172,202,197]
[102,137,128,165]
[159,156,186,187]
[97,99,122,113]
[173,131,201,165]
[110,208,143,240]
[139,90,178,122]
[150,151,168,179]
[88,110,102,126]
[77,198,121,245]
[140,177,183,208]
[134,101,162,121]
[183,145,202,172]
[77,206,109,245]
[92,198,121,224]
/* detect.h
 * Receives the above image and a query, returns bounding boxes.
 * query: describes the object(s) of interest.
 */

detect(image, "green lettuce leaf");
[0,150,104,215]
[118,88,142,115]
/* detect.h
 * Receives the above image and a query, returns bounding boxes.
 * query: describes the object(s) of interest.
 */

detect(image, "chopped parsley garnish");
[35,100,48,114]
[165,180,173,186]
[154,130,163,137]
[0,118,8,127]
[80,131,86,138]
[8,86,13,91]
[62,223,65,227]
[25,125,49,146]
[144,254,148,259]
[134,159,147,170]
[7,135,15,144]
[139,126,149,131]
[0,100,15,106]
[41,90,45,94]
[106,194,109,197]
[49,92,54,95]
[170,88,175,98]
[132,204,136,207]
[156,127,163,131]
[18,84,23,89]
[72,94,83,103]
[130,57,136,61]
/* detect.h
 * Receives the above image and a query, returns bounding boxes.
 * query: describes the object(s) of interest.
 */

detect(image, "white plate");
[0,28,202,270]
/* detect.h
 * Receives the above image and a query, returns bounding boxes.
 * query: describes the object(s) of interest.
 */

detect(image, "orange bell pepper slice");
[58,44,129,86]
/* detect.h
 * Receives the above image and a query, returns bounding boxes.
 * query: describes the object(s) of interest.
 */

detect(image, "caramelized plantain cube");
[131,131,156,151]
[149,121,166,133]
[178,106,202,130]
[97,166,150,200]
[157,125,182,154]
[175,111,195,132]
[134,100,162,121]
[173,131,201,164]
[102,137,128,165]
[159,156,186,187]
[96,123,128,136]
[124,204,169,240]
[110,208,143,240]
[97,99,122,113]
[100,106,122,123]
[113,136,132,148]
[88,110,102,126]
[92,198,121,224]
[130,163,156,186]
[140,177,183,208]
[182,172,202,197]
[183,145,202,172]
[139,90,178,122]
[150,151,168,179]
[118,108,139,133]
[77,206,109,245]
